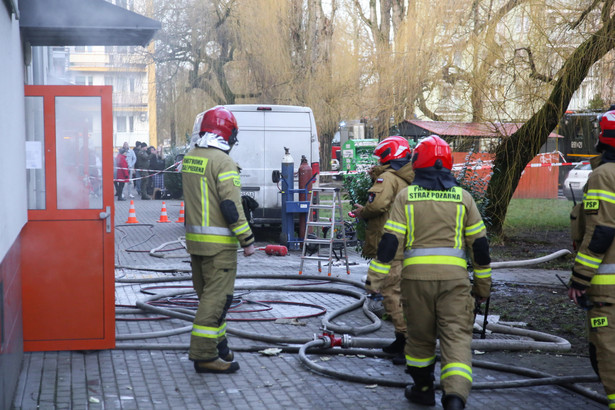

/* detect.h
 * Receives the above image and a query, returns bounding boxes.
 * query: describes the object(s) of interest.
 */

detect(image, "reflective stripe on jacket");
[383,184,491,295]
[572,161,615,303]
[182,146,254,256]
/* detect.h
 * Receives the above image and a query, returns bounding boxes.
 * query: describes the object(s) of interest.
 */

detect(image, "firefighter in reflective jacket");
[374,135,491,410]
[182,106,255,374]
[352,136,414,364]
[569,109,615,407]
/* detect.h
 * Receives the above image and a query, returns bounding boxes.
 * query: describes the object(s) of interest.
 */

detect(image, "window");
[75,76,85,85]
[129,78,136,92]
[117,116,127,132]
[104,76,113,86]
[129,116,134,132]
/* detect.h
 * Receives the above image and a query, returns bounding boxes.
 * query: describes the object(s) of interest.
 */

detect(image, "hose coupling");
[316,330,352,348]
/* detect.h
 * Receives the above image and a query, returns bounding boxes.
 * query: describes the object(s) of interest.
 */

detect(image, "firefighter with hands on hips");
[351,136,414,364]
[182,106,255,374]
[372,135,491,410]
[569,108,615,407]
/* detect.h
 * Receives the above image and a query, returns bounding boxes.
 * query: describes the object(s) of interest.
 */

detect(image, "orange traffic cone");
[126,200,139,223]
[157,201,171,223]
[176,201,185,223]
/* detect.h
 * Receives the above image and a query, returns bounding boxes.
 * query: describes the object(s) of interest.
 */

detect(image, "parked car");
[563,162,592,201]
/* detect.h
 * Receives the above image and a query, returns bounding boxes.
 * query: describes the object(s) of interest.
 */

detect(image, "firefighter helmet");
[373,136,411,164]
[199,106,239,145]
[599,110,615,150]
[411,135,453,170]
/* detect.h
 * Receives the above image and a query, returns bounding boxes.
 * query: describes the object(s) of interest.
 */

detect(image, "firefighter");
[352,136,414,364]
[374,135,491,409]
[569,109,615,407]
[182,106,255,374]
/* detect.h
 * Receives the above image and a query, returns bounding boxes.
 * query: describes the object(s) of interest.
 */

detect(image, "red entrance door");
[21,85,115,351]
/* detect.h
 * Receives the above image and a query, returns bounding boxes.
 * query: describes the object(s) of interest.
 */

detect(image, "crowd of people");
[114,141,167,200]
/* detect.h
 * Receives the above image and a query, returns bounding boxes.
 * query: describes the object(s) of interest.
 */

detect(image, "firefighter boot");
[193,358,240,374]
[382,332,405,354]
[383,332,406,365]
[404,364,435,406]
[442,394,465,410]
[217,339,234,362]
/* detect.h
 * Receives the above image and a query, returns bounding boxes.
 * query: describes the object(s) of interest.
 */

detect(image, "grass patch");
[503,198,571,231]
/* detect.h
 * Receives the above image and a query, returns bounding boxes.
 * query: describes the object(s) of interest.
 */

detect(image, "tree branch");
[515,47,554,83]
[570,0,601,29]
[416,92,443,121]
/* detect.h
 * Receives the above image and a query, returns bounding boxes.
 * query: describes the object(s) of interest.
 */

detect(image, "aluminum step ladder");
[299,187,351,276]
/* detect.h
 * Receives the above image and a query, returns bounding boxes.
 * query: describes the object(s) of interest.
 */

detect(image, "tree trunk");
[485,17,615,236]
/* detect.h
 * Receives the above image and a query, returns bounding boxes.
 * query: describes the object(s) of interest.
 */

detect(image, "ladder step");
[307,221,345,227]
[304,238,346,245]
[301,255,334,261]
[309,204,342,210]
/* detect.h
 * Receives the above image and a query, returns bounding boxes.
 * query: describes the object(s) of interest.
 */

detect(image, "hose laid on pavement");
[490,249,571,268]
[115,252,605,404]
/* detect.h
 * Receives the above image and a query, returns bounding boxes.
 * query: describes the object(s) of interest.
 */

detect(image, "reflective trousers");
[377,260,406,334]
[587,301,615,405]
[401,277,475,401]
[189,250,237,361]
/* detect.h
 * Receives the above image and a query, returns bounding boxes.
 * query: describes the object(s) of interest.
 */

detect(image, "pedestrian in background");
[182,106,255,374]
[123,141,136,198]
[114,148,129,201]
[352,136,414,364]
[569,109,615,408]
[374,135,491,409]
[133,141,142,196]
[136,142,152,200]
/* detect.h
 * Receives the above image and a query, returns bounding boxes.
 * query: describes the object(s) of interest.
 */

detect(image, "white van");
[193,104,320,226]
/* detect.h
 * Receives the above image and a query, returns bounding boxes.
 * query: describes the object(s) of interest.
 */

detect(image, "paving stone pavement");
[11,196,607,409]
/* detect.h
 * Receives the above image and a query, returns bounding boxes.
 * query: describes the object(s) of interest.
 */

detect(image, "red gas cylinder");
[264,244,288,256]
[298,155,313,239]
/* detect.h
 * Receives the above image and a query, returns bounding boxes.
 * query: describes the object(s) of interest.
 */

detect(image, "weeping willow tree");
[231,0,363,170]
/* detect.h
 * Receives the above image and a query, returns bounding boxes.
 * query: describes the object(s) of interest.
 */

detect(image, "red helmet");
[599,110,615,149]
[411,135,452,170]
[373,136,411,164]
[199,106,238,144]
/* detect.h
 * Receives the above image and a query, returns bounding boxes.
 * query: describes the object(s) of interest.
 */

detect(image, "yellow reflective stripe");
[218,171,239,182]
[404,255,467,269]
[608,393,615,408]
[441,362,472,383]
[405,354,436,368]
[465,220,486,236]
[201,178,209,226]
[232,222,250,235]
[474,268,492,278]
[591,274,615,285]
[575,252,602,269]
[586,189,615,204]
[182,156,207,174]
[186,232,239,244]
[454,204,464,249]
[406,204,414,248]
[369,260,391,274]
[192,323,226,338]
[384,220,406,234]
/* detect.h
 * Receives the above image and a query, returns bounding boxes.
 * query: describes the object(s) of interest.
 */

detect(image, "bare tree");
[153,0,243,146]
[485,0,615,235]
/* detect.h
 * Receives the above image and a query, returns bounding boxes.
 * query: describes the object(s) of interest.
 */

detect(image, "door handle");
[99,206,111,233]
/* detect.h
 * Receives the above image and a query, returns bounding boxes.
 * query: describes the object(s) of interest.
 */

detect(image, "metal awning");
[19,0,160,47]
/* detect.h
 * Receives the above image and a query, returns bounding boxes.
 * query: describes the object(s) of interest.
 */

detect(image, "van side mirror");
[272,170,281,183]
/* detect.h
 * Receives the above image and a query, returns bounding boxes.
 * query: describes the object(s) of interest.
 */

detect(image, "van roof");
[223,104,313,113]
